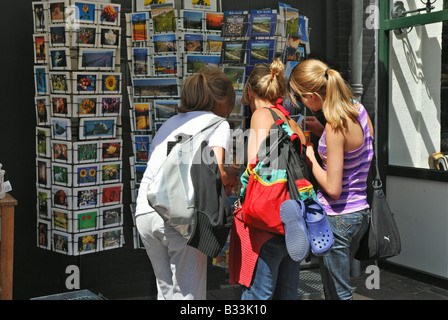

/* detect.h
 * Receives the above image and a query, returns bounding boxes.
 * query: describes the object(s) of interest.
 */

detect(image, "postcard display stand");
[33,0,125,256]
[126,1,309,249]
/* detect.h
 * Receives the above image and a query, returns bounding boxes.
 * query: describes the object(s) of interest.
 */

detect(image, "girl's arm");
[212,146,238,186]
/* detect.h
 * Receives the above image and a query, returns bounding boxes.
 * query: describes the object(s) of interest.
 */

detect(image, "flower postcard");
[74,232,99,255]
[100,161,122,184]
[73,72,98,94]
[73,141,99,163]
[152,3,177,33]
[100,73,121,94]
[100,183,123,206]
[73,1,97,24]
[98,3,120,26]
[100,139,122,161]
[131,12,149,41]
[183,0,218,12]
[73,95,98,117]
[73,163,99,187]
[99,95,122,116]
[72,26,98,47]
[49,71,71,94]
[99,26,121,48]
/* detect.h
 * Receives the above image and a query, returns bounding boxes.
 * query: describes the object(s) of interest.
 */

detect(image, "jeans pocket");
[335,212,364,238]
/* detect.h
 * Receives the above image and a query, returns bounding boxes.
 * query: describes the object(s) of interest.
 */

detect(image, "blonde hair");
[288,59,358,132]
[179,68,235,113]
[242,59,293,106]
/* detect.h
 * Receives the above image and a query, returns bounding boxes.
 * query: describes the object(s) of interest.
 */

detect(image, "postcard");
[98,3,120,26]
[285,7,299,38]
[51,140,73,163]
[74,231,99,255]
[49,71,71,94]
[231,91,243,117]
[33,34,47,64]
[36,127,51,158]
[51,94,71,117]
[285,61,300,79]
[282,34,301,63]
[221,40,246,64]
[73,163,99,187]
[134,0,174,11]
[49,47,71,70]
[99,205,123,228]
[131,12,149,41]
[52,230,73,255]
[49,24,68,46]
[133,134,152,163]
[153,55,179,77]
[183,0,217,12]
[37,219,51,250]
[184,54,220,75]
[100,183,123,206]
[37,187,51,219]
[73,141,99,163]
[99,95,122,116]
[99,26,121,48]
[48,1,67,24]
[246,39,275,64]
[35,96,50,125]
[222,66,245,90]
[153,99,178,120]
[73,209,99,232]
[134,165,146,184]
[183,33,204,53]
[52,163,72,187]
[100,73,121,94]
[298,15,309,42]
[73,72,98,94]
[205,12,223,33]
[133,102,151,131]
[222,11,249,38]
[73,95,98,117]
[34,65,49,95]
[180,10,204,31]
[248,9,277,38]
[72,25,98,47]
[277,2,291,37]
[52,185,72,210]
[52,208,73,233]
[73,1,97,24]
[51,117,71,140]
[100,161,122,184]
[133,78,180,98]
[33,1,48,33]
[205,34,222,54]
[152,3,177,33]
[79,49,115,71]
[100,139,123,161]
[79,117,117,140]
[73,186,99,210]
[101,227,123,250]
[153,33,177,54]
[132,47,150,76]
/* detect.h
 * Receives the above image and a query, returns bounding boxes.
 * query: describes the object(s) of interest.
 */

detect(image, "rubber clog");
[303,198,334,256]
[279,200,310,262]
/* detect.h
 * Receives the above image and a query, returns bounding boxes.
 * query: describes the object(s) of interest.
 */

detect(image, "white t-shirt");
[135,111,231,217]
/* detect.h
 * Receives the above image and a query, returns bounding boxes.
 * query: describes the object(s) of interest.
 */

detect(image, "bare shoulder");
[250,108,274,130]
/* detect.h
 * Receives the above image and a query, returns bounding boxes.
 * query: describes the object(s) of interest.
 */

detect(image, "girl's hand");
[305,116,324,137]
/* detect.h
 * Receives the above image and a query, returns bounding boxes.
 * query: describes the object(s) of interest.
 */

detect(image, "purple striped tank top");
[317,103,373,215]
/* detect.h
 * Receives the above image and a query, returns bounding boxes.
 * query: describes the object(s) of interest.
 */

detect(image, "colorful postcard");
[246,39,275,64]
[134,165,146,184]
[98,3,120,26]
[49,48,71,70]
[73,72,98,94]
[133,134,152,163]
[49,24,68,46]
[133,102,151,131]
[52,208,73,233]
[100,183,123,206]
[48,1,67,23]
[285,7,299,37]
[132,47,150,76]
[181,10,204,31]
[73,163,99,187]
[52,185,72,209]
[205,12,223,32]
[37,219,51,250]
[73,141,99,163]
[79,117,117,140]
[49,71,71,94]
[100,139,123,161]
[51,140,72,163]
[183,0,217,12]
[74,209,99,232]
[99,95,122,116]
[51,117,71,140]
[52,231,72,255]
[221,40,246,64]
[34,65,49,95]
[231,91,243,117]
[205,34,222,54]
[74,232,99,255]
[99,26,121,48]
[282,34,301,63]
[135,0,175,11]
[153,99,178,120]
[100,73,121,94]
[36,127,51,158]
[33,1,48,33]
[153,55,179,77]
[72,26,98,47]
[131,12,149,41]
[153,33,177,54]
[73,1,97,24]
[185,54,220,75]
[183,33,203,53]
[35,96,50,125]
[101,227,123,250]
[133,78,180,98]
[37,187,51,219]
[222,11,249,38]
[73,186,99,210]
[52,163,72,186]
[79,49,115,71]
[222,66,245,90]
[51,94,71,117]
[152,3,177,33]
[100,162,122,184]
[100,205,123,228]
[33,34,47,64]
[248,9,277,38]
[73,95,98,117]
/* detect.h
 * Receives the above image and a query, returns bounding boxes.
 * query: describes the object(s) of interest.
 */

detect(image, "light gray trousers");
[135,212,207,300]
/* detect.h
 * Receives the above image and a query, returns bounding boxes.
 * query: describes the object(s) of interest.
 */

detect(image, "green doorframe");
[378,1,448,182]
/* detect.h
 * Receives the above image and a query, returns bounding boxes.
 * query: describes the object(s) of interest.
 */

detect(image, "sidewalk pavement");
[206,264,448,300]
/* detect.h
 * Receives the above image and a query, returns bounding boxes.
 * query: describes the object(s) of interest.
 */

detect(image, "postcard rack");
[125,1,310,248]
[33,0,125,256]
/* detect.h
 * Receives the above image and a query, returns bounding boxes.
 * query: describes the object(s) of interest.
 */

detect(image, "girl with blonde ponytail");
[289,59,374,300]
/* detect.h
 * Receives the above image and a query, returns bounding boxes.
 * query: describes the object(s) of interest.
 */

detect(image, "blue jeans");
[241,235,300,300]
[318,209,370,300]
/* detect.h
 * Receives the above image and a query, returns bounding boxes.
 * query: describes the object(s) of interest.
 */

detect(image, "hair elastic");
[270,68,276,79]
[324,69,329,79]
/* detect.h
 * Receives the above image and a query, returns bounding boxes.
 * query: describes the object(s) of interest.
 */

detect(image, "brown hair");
[179,68,235,114]
[288,59,358,132]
